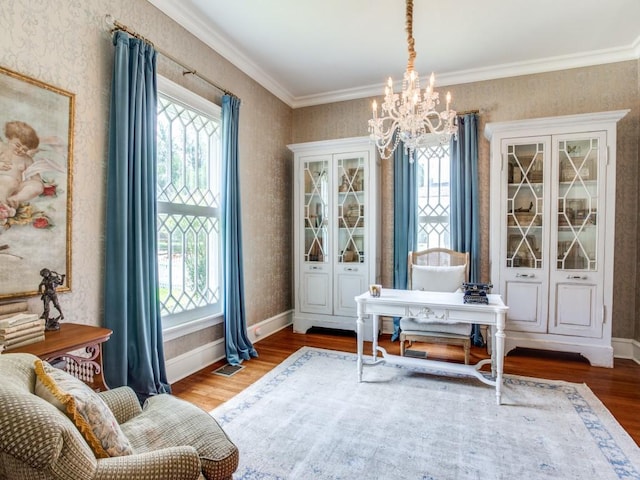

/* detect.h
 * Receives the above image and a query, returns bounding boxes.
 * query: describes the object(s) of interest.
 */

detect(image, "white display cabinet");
[288,137,380,341]
[485,110,628,367]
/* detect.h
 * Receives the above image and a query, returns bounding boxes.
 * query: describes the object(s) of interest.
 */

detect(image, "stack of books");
[0,301,45,352]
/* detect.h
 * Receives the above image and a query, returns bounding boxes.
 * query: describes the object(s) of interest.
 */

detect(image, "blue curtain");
[103,31,170,399]
[392,143,417,341]
[222,94,258,365]
[450,113,483,346]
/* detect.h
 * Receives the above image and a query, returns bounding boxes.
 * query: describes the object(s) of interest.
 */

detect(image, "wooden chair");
[399,248,472,364]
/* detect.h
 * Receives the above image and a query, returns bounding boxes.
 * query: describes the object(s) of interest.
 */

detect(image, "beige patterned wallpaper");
[637,57,640,342]
[293,61,640,340]
[1,0,638,357]
[0,0,293,359]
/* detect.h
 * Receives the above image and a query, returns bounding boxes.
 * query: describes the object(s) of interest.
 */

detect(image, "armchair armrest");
[98,386,142,424]
[94,446,201,480]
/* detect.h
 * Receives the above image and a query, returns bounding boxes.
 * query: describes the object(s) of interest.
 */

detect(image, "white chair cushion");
[400,317,472,336]
[411,264,466,293]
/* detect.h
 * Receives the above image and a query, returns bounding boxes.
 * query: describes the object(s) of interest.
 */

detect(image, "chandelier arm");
[373,118,400,142]
[422,115,441,133]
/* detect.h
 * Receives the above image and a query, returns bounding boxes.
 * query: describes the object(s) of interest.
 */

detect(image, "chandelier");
[368,0,457,161]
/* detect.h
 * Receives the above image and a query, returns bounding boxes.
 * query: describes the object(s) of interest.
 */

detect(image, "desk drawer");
[364,304,406,316]
[362,304,497,325]
[448,310,494,324]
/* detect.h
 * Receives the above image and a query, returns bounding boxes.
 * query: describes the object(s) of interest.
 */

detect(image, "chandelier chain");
[406,0,416,71]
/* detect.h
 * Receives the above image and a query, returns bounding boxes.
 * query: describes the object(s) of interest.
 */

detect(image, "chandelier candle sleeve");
[368,0,457,161]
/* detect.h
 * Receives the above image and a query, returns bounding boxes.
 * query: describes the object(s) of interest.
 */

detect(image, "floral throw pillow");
[34,359,133,458]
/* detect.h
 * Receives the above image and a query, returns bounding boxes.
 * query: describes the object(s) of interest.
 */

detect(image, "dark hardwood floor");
[172,326,640,446]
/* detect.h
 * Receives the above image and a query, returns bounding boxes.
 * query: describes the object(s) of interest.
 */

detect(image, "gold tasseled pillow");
[34,359,133,458]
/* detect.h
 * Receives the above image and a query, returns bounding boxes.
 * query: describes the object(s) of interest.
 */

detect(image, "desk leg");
[356,308,364,383]
[372,314,379,361]
[490,325,496,377]
[495,312,506,405]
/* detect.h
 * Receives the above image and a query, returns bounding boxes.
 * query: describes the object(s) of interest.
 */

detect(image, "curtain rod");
[457,110,480,116]
[105,14,236,98]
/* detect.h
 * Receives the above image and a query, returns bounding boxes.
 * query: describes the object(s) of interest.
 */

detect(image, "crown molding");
[149,0,640,109]
[293,39,640,108]
[147,0,294,106]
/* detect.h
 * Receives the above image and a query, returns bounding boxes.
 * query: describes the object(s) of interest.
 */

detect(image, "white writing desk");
[355,289,509,405]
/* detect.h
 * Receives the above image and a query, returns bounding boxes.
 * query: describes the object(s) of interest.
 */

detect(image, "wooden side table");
[9,322,113,391]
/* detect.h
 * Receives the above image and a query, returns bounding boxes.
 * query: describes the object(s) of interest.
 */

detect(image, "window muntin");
[156,78,222,329]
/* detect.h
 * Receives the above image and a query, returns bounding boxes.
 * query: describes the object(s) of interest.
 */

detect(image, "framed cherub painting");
[0,66,74,300]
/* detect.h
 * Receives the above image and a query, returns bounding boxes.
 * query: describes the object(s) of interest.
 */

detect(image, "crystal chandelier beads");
[368,0,457,161]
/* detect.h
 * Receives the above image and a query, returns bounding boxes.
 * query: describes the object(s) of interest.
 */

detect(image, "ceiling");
[148,0,640,108]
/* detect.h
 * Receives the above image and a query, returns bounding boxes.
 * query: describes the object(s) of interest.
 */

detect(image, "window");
[156,77,222,333]
[415,144,450,250]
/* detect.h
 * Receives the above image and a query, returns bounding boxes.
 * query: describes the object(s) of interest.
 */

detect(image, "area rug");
[211,347,640,480]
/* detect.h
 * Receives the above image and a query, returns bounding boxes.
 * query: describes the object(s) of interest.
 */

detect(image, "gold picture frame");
[0,66,74,300]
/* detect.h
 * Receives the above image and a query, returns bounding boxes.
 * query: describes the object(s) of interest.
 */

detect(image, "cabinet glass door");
[336,156,365,264]
[506,142,545,269]
[556,138,599,271]
[303,159,329,263]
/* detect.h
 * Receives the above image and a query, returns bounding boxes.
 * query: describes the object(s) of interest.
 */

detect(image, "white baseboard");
[166,309,294,384]
[247,309,294,344]
[166,313,638,383]
[165,338,226,384]
[612,337,640,364]
[382,316,394,334]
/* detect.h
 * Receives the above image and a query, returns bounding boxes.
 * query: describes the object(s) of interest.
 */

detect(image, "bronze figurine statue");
[39,268,65,331]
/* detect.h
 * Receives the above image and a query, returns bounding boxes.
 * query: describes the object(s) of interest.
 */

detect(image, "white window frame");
[415,144,451,251]
[156,76,223,341]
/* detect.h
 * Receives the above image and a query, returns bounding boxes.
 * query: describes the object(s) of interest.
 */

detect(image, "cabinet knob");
[345,267,358,272]
[566,275,587,280]
[516,273,535,278]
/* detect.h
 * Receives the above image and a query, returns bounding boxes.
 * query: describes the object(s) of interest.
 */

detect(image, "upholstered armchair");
[0,353,238,480]
[399,248,472,363]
